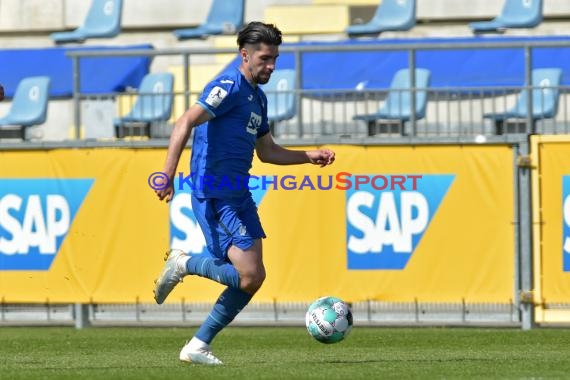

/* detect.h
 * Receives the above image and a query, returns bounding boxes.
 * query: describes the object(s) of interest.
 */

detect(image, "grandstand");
[1,0,570,140]
[1,0,570,330]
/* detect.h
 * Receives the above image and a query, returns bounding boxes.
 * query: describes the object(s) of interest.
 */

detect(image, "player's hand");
[155,184,174,203]
[307,148,335,167]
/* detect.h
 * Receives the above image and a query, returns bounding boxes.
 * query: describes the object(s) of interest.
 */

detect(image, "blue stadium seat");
[263,69,297,134]
[483,68,562,134]
[353,68,430,136]
[469,0,542,34]
[50,0,123,44]
[173,0,245,40]
[114,73,174,138]
[345,0,416,38]
[0,76,50,140]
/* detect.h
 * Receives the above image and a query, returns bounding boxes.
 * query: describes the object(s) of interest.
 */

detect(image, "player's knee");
[240,270,266,294]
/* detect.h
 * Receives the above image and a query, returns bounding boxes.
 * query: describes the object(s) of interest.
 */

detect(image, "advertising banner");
[531,136,570,322]
[0,145,515,304]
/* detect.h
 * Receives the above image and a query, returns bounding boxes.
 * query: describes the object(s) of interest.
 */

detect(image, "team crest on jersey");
[246,112,262,135]
[205,86,228,108]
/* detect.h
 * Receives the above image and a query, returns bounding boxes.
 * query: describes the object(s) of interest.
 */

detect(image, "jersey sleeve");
[196,76,238,118]
[257,90,271,138]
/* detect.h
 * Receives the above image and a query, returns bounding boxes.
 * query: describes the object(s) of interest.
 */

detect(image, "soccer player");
[153,21,335,365]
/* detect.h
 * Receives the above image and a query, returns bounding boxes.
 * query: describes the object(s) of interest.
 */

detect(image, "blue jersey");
[191,67,270,199]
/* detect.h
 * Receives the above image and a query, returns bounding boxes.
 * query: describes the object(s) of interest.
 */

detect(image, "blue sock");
[195,287,252,344]
[185,255,240,288]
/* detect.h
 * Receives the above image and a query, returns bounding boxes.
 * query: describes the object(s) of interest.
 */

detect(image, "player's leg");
[227,239,266,294]
[183,238,265,292]
[180,195,262,288]
[156,241,264,297]
[178,194,265,291]
[178,195,266,365]
[153,196,243,304]
[190,239,264,341]
[180,239,264,365]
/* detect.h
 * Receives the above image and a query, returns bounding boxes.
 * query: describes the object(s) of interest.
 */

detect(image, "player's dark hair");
[237,22,282,49]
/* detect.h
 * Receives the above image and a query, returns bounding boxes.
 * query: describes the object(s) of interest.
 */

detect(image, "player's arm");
[255,133,335,167]
[156,104,212,202]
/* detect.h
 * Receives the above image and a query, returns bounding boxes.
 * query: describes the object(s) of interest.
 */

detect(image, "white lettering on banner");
[170,193,207,253]
[347,191,429,254]
[563,194,570,253]
[0,194,70,255]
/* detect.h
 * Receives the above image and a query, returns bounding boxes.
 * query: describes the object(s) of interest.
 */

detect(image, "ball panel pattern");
[305,296,353,344]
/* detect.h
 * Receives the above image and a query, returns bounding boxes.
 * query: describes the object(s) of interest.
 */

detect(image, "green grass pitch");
[1,326,570,379]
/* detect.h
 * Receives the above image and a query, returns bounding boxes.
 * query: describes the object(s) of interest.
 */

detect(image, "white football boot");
[153,249,188,304]
[179,341,223,365]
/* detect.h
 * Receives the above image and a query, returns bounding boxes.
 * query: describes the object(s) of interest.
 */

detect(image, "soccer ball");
[305,296,353,344]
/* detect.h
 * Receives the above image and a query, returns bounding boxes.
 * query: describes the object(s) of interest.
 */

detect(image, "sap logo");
[246,112,262,135]
[0,179,93,270]
[563,176,570,272]
[170,177,267,254]
[170,192,208,254]
[346,174,454,270]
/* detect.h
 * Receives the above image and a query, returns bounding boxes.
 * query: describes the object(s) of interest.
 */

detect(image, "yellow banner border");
[530,135,570,323]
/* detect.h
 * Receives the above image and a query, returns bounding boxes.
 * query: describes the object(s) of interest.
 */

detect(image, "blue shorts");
[191,193,266,260]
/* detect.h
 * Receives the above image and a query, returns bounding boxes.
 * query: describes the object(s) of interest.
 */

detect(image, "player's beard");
[256,71,271,85]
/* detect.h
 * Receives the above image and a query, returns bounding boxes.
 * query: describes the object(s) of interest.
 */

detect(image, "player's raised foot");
[153,249,188,304]
[179,342,223,365]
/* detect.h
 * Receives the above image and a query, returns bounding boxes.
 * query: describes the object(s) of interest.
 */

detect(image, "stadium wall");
[0,0,569,33]
[0,0,308,33]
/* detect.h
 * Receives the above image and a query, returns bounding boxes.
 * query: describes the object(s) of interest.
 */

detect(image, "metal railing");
[64,39,570,143]
[0,301,519,327]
